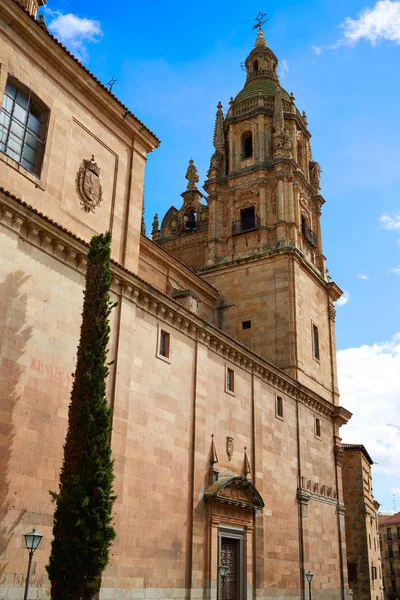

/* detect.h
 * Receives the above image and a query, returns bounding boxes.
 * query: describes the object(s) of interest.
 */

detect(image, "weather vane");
[253,12,268,30]
[106,77,117,92]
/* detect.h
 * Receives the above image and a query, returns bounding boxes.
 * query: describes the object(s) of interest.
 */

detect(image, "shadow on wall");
[0,271,32,583]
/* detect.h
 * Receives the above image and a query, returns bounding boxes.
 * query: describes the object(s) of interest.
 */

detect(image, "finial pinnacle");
[255,28,267,48]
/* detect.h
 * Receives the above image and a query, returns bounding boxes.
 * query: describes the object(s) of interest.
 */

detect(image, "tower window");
[312,323,320,360]
[297,141,303,169]
[242,320,251,330]
[253,60,259,72]
[242,132,253,159]
[0,76,49,176]
[240,206,255,231]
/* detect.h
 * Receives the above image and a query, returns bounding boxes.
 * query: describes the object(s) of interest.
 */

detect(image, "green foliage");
[46,232,116,600]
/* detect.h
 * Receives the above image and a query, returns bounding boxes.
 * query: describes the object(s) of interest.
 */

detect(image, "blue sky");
[41,0,400,511]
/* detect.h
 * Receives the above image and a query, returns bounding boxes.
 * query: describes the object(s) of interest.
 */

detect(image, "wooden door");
[221,537,239,600]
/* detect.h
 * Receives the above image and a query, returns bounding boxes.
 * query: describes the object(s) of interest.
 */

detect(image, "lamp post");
[305,571,314,600]
[23,528,43,600]
[218,564,229,600]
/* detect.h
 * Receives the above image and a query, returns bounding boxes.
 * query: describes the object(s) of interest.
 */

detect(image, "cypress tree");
[47,232,116,600]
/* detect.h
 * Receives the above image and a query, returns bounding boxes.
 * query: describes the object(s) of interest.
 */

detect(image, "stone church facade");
[0,2,352,600]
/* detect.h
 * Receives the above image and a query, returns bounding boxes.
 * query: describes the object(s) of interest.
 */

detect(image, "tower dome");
[232,28,290,111]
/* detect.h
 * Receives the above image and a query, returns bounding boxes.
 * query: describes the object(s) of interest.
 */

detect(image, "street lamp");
[218,564,229,600]
[23,528,43,600]
[305,571,314,600]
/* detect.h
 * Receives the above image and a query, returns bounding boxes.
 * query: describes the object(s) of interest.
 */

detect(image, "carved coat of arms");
[77,155,103,213]
[226,436,234,461]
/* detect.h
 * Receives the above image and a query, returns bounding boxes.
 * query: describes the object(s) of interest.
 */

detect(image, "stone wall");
[0,200,350,599]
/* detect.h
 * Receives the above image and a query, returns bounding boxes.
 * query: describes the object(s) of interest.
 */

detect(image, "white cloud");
[380,213,400,231]
[339,335,400,478]
[47,12,103,61]
[279,59,289,78]
[335,291,350,306]
[312,1,400,54]
[341,0,400,46]
[388,266,400,275]
[358,274,369,280]
[311,45,323,55]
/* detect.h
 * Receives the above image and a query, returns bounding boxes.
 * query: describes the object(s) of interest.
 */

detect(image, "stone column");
[277,178,284,221]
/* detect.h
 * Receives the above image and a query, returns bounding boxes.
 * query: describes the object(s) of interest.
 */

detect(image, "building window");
[348,562,358,583]
[312,323,320,360]
[0,76,49,175]
[369,534,372,549]
[226,367,235,393]
[315,417,321,439]
[242,320,251,330]
[372,566,377,580]
[253,60,259,71]
[240,206,256,231]
[397,527,400,538]
[391,580,397,593]
[157,329,170,361]
[387,528,392,540]
[276,395,283,419]
[388,545,394,559]
[242,131,253,159]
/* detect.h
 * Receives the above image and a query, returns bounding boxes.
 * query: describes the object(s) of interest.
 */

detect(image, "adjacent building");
[0,1,367,600]
[379,512,400,599]
[342,445,383,600]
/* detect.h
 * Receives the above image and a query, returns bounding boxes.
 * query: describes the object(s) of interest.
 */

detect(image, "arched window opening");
[297,141,303,169]
[184,208,196,231]
[253,60,259,72]
[240,206,255,232]
[242,132,253,159]
[0,76,49,176]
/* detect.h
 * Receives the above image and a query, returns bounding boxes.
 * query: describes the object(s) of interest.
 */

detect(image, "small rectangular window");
[312,323,320,360]
[372,566,377,580]
[242,320,251,330]
[315,417,321,438]
[159,330,170,359]
[226,367,234,393]
[276,395,283,419]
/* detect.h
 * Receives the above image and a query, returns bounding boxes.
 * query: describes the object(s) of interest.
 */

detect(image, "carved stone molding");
[77,155,103,213]
[328,305,336,322]
[334,444,344,466]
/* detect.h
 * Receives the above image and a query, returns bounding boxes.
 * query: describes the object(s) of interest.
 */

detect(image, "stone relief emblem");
[226,436,234,461]
[77,155,103,213]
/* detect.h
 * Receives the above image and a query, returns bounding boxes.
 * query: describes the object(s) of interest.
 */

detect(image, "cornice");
[197,242,332,295]
[0,187,344,421]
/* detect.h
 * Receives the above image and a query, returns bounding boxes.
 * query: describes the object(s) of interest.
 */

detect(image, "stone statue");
[185,159,199,190]
[310,161,321,189]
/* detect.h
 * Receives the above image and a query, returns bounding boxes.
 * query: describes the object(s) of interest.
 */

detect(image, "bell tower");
[155,29,342,404]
